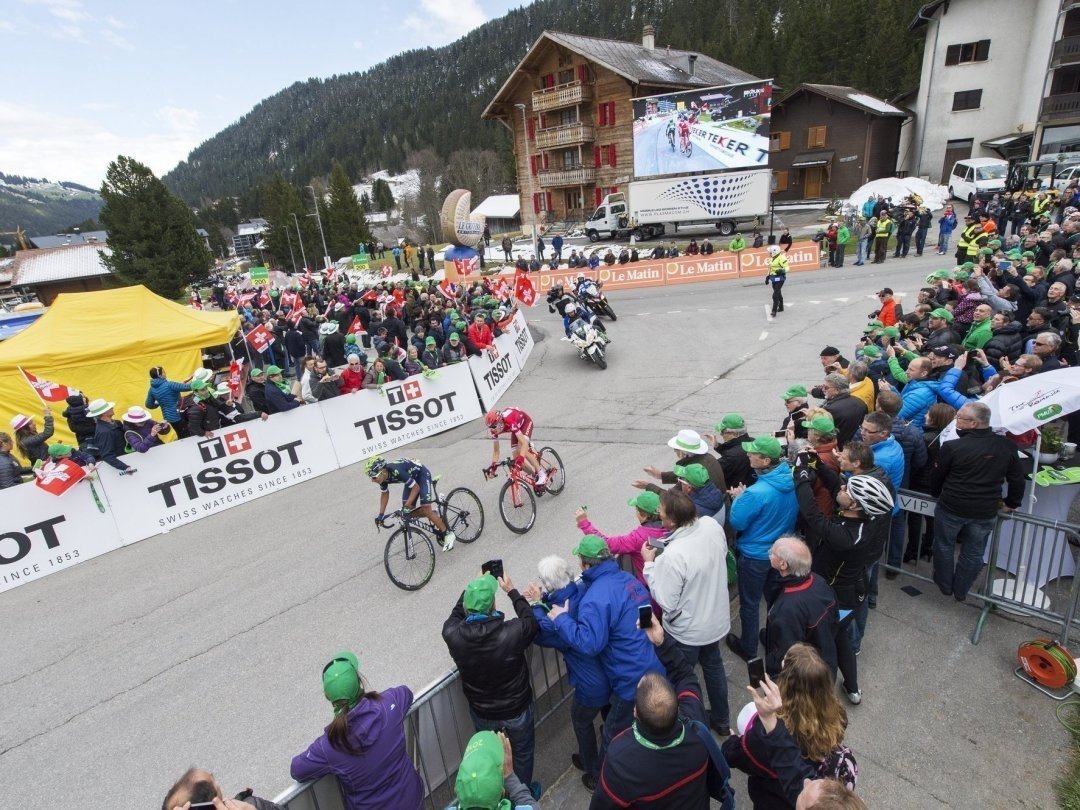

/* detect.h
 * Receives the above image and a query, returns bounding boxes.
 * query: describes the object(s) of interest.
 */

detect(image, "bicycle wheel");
[384,526,436,591]
[499,478,536,534]
[441,487,485,543]
[538,446,566,495]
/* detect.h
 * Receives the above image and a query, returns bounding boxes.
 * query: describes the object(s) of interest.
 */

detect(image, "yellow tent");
[0,286,241,447]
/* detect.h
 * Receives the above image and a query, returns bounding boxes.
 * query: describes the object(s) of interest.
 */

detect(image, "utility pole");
[290,212,309,272]
[283,225,297,273]
[307,184,330,271]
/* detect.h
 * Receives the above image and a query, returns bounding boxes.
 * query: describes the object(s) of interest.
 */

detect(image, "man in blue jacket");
[726,436,798,661]
[548,535,665,771]
[145,366,192,438]
[860,411,907,626]
[263,365,301,413]
[674,463,726,521]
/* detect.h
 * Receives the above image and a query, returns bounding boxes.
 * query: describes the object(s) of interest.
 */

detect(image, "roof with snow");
[778,84,909,118]
[473,195,521,219]
[483,30,758,119]
[237,219,269,236]
[28,231,108,249]
[14,244,112,286]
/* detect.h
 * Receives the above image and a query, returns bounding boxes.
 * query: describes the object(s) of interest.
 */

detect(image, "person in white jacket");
[640,488,731,736]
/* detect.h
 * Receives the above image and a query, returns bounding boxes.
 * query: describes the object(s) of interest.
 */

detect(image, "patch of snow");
[847,93,903,115]
[847,177,950,212]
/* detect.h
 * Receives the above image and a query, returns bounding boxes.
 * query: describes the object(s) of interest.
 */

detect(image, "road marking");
[759,331,769,340]
[808,300,821,304]
[667,310,682,314]
[834,297,850,303]
[735,305,750,309]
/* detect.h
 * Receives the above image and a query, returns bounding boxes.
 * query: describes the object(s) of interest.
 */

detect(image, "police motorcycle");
[547,285,608,334]
[573,274,617,321]
[566,304,610,370]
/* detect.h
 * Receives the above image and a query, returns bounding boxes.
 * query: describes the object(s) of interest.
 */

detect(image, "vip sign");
[320,362,483,468]
[98,406,340,544]
[0,482,123,593]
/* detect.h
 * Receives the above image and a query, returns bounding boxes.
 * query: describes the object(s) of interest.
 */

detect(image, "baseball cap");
[860,345,881,358]
[742,435,783,459]
[250,368,265,378]
[266,365,283,375]
[881,326,901,339]
[455,731,505,809]
[571,534,611,560]
[425,336,436,345]
[717,413,745,431]
[931,345,959,359]
[322,651,361,709]
[450,332,461,341]
[674,463,710,488]
[802,414,837,435]
[190,379,208,391]
[627,491,660,515]
[877,287,893,296]
[781,385,808,401]
[1006,249,1023,260]
[929,308,954,323]
[464,574,498,613]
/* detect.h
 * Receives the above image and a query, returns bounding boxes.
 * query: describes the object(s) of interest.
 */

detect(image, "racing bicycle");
[680,130,693,157]
[378,476,485,591]
[667,128,676,152]
[482,447,565,534]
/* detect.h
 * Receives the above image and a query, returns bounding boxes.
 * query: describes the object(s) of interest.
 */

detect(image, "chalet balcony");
[537,166,596,188]
[1052,35,1080,68]
[1040,91,1080,123]
[531,80,592,113]
[535,123,596,150]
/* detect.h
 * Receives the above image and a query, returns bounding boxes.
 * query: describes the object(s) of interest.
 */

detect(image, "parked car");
[948,158,1008,204]
[1053,163,1080,191]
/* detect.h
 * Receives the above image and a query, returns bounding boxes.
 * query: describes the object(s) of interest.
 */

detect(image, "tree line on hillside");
[162,0,927,207]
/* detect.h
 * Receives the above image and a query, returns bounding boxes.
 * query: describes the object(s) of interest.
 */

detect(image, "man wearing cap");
[263,366,301,414]
[871,210,893,264]
[185,380,226,438]
[816,373,867,449]
[779,386,809,441]
[800,414,842,518]
[442,332,467,365]
[874,289,900,326]
[924,308,960,352]
[421,336,442,370]
[956,214,982,264]
[674,463,726,521]
[45,442,95,469]
[706,413,755,488]
[635,430,726,495]
[575,493,666,588]
[818,346,850,374]
[447,731,539,810]
[245,368,269,412]
[89,399,134,473]
[443,572,541,793]
[548,535,665,771]
[727,436,798,661]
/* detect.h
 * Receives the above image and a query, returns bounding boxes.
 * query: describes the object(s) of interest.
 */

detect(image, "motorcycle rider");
[366,456,456,551]
[485,407,546,487]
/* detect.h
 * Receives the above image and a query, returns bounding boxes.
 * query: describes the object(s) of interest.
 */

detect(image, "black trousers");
[771,277,785,314]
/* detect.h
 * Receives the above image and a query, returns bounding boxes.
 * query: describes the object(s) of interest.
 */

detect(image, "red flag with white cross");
[513,271,537,307]
[245,324,276,352]
[19,367,75,403]
[34,458,87,496]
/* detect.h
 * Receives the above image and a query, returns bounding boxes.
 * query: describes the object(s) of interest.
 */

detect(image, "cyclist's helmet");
[484,409,502,428]
[364,456,387,479]
[846,475,894,516]
[565,302,578,316]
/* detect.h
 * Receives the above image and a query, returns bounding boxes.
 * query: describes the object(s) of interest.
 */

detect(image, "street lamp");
[283,225,298,273]
[515,102,538,260]
[290,212,309,273]
[307,185,331,271]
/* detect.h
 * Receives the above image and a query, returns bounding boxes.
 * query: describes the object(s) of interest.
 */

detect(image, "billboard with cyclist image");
[631,80,773,179]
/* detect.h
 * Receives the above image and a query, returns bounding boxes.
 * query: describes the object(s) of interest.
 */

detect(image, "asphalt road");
[0,247,1066,809]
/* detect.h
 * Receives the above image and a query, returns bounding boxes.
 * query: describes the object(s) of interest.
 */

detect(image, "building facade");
[770,84,908,201]
[902,0,1060,182]
[482,28,756,233]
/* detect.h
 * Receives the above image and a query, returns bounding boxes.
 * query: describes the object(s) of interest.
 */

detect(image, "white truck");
[584,169,771,242]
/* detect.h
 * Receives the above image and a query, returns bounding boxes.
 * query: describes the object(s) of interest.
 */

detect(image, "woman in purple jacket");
[291,651,424,810]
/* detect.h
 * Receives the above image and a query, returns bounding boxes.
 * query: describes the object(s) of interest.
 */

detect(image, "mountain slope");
[0,174,104,236]
[162,0,925,205]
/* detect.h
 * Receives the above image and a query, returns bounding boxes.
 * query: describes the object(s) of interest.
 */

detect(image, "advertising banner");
[627,170,771,223]
[632,80,772,178]
[98,405,341,544]
[0,480,123,594]
[469,345,519,412]
[506,309,534,368]
[319,362,483,468]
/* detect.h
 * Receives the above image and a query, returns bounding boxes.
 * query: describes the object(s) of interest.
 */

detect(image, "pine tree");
[98,155,212,299]
[372,178,395,212]
[325,162,371,260]
[359,191,372,212]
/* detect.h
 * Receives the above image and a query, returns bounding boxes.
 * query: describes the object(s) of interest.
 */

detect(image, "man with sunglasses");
[366,456,455,550]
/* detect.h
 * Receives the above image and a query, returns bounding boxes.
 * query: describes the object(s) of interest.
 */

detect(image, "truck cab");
[586,193,664,242]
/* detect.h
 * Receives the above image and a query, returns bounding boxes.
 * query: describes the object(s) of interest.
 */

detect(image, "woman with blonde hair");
[723,643,857,808]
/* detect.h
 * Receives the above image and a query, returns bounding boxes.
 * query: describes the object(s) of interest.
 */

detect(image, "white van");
[948,158,1008,203]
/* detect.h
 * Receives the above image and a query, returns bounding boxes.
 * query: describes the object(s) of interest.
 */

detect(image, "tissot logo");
[198,429,252,463]
[387,381,423,405]
[148,440,303,507]
[0,516,66,565]
[354,393,460,440]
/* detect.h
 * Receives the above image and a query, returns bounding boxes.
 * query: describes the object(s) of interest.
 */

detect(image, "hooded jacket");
[894,374,941,429]
[868,436,905,513]
[442,587,538,720]
[290,685,423,810]
[145,377,191,423]
[687,480,727,521]
[729,462,799,560]
[983,321,1024,368]
[643,516,731,646]
[552,558,665,701]
[62,395,96,446]
[532,581,610,707]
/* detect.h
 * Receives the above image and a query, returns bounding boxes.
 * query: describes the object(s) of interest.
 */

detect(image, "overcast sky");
[1,0,521,188]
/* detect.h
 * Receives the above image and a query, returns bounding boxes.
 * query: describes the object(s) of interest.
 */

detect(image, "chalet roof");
[473,194,521,219]
[778,84,910,118]
[910,0,949,30]
[483,30,758,119]
[14,244,112,286]
[27,230,108,249]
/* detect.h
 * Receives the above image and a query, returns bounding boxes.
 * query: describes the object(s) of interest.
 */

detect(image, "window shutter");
[598,104,607,126]
[608,102,616,126]
[546,192,553,211]
[975,40,991,61]
[577,64,586,82]
[609,144,617,166]
[543,153,549,170]
[594,146,602,167]
[530,155,537,176]
[945,44,961,66]
[781,131,791,150]
[526,118,535,141]
[533,193,540,213]
[595,188,603,206]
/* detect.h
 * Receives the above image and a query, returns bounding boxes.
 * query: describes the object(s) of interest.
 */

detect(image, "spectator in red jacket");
[875,288,899,326]
[467,313,495,351]
[339,354,369,394]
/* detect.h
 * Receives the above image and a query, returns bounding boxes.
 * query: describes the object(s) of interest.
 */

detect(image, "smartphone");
[773,430,788,439]
[638,604,653,628]
[481,559,504,579]
[647,536,667,551]
[748,657,765,688]
[189,804,216,810]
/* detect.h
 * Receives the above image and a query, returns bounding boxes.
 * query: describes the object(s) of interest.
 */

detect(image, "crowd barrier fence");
[272,643,572,810]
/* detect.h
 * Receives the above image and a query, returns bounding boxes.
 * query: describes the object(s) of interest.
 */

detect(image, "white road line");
[808,300,821,304]
[759,331,769,340]
[667,310,682,314]
[735,305,750,309]
[834,297,850,303]
[765,304,774,321]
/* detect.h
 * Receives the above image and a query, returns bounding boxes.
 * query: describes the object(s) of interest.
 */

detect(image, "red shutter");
[526,118,535,141]
[598,104,607,126]
[594,146,602,167]
[594,188,603,206]
[608,144,616,166]
[545,73,554,87]
[546,192,553,211]
[610,186,618,194]
[530,155,537,176]
[577,64,586,82]
[542,153,549,169]
[540,114,547,129]
[608,102,616,126]
[533,193,540,213]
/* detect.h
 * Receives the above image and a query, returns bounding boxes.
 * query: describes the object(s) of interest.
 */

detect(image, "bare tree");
[408,149,444,243]
[441,149,512,205]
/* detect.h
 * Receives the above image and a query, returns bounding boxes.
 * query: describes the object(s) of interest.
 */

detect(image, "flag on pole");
[227,358,245,402]
[19,367,74,403]
[286,305,304,326]
[437,279,460,301]
[245,324,276,352]
[513,271,537,307]
[281,290,298,310]
[348,317,367,336]
[34,458,87,496]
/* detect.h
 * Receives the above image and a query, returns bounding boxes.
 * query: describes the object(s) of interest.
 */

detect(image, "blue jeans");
[855,237,868,264]
[470,704,535,785]
[598,695,634,769]
[737,556,772,657]
[570,698,603,777]
[933,506,997,599]
[674,639,729,727]
[938,231,950,253]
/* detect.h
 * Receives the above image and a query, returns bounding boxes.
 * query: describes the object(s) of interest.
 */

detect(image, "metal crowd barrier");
[272,643,573,810]
[890,489,1080,647]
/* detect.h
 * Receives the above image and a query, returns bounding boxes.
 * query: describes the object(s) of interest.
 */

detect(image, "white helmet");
[768,245,781,256]
[566,302,578,315]
[846,475,894,516]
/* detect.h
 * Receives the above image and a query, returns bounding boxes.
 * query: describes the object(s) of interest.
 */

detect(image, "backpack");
[817,743,858,790]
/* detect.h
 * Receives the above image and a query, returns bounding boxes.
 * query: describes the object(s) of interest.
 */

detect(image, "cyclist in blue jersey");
[366,456,455,550]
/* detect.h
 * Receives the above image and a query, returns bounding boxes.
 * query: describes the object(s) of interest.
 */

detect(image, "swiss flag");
[403,380,423,400]
[514,272,537,307]
[245,324,276,351]
[281,290,298,310]
[298,269,312,289]
[380,264,393,278]
[491,277,513,302]
[286,305,304,326]
[227,359,245,402]
[437,279,459,301]
[189,294,204,310]
[19,367,74,403]
[324,266,336,283]
[236,291,257,308]
[348,317,367,336]
[34,458,87,496]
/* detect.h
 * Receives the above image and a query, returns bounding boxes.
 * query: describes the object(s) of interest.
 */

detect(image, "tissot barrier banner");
[98,405,340,544]
[0,480,123,594]
[319,361,483,468]
[506,309,535,368]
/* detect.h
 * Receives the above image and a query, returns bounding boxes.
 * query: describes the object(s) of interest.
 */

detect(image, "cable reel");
[1017,639,1078,689]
